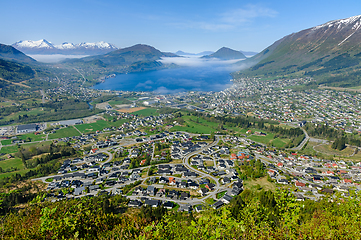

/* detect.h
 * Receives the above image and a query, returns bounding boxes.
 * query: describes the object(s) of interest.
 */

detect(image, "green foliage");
[238,159,266,180]
[122,180,142,194]
[0,98,103,126]
[0,144,77,188]
[2,188,361,239]
[0,58,35,82]
[332,137,346,151]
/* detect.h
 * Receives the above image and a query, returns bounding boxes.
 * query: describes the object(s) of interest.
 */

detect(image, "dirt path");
[0,78,31,88]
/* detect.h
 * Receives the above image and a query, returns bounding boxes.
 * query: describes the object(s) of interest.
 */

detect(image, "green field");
[18,133,46,142]
[171,115,220,134]
[3,108,45,122]
[0,145,20,154]
[108,100,132,106]
[314,144,355,157]
[48,126,81,139]
[271,138,288,148]
[0,101,14,107]
[0,169,29,179]
[0,158,24,172]
[248,131,289,147]
[189,116,219,129]
[171,124,215,134]
[75,119,128,134]
[133,108,159,117]
[1,140,12,146]
[76,120,114,134]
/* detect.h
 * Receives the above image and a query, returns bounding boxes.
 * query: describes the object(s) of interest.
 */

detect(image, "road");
[181,135,225,202]
[283,123,309,151]
[40,90,45,103]
[73,68,87,86]
[72,125,83,135]
[291,127,309,151]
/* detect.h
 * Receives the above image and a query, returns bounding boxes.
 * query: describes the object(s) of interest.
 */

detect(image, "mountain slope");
[67,44,177,65]
[202,47,246,60]
[13,39,118,55]
[60,44,179,77]
[236,15,361,87]
[0,58,35,83]
[0,43,36,63]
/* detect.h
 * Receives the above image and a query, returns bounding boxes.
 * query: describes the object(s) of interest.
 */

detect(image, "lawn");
[216,191,227,199]
[48,126,81,139]
[132,108,159,117]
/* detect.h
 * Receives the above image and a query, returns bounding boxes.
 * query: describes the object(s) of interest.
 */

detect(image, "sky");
[1,0,361,53]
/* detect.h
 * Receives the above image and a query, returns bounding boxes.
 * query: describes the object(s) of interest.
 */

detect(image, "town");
[2,77,361,212]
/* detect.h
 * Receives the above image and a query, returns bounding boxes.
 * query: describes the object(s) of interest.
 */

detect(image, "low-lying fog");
[29,54,89,63]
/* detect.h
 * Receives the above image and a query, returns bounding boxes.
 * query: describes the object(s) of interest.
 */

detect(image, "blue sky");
[1,0,360,53]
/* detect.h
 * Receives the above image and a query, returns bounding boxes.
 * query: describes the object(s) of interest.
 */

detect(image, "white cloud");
[159,56,243,67]
[171,4,277,31]
[221,4,278,25]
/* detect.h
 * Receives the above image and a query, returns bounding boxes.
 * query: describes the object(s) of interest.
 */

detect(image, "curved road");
[181,135,225,202]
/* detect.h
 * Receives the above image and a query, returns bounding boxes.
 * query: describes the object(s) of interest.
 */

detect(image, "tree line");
[1,187,361,239]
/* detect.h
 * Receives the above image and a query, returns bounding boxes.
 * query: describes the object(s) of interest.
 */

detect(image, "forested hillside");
[1,188,360,239]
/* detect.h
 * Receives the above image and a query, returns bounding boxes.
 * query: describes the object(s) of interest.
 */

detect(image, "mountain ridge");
[236,14,361,87]
[202,47,246,60]
[60,44,179,76]
[0,43,36,63]
[12,39,118,55]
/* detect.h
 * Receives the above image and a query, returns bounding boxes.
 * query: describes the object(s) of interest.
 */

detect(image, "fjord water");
[93,60,236,93]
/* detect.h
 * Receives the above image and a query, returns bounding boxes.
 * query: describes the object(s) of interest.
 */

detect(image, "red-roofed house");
[90,148,98,154]
[268,170,276,177]
[295,181,306,187]
[169,177,176,185]
[277,162,283,167]
[322,171,334,176]
[343,179,353,184]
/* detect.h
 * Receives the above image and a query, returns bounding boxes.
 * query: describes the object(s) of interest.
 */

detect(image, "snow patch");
[14,39,118,50]
[312,15,361,31]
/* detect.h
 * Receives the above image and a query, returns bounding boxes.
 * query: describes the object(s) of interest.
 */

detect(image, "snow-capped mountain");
[240,14,361,77]
[14,39,54,49]
[12,39,118,55]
